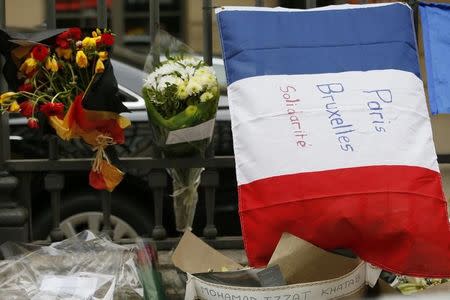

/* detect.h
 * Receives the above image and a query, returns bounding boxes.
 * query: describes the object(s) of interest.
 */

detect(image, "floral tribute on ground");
[143,55,219,232]
[0,28,130,191]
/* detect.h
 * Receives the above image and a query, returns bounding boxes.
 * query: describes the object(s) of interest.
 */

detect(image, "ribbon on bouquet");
[49,93,129,192]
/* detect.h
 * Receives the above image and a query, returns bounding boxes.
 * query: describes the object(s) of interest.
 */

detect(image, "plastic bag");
[142,31,220,232]
[0,231,144,300]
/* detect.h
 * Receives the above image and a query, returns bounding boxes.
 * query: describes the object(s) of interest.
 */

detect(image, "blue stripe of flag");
[217,4,419,85]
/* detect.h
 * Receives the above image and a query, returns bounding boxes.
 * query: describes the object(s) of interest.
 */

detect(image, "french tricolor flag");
[217,3,450,277]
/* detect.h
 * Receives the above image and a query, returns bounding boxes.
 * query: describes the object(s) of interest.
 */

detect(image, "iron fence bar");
[46,137,64,241]
[0,116,9,166]
[202,169,218,239]
[45,173,64,241]
[97,0,108,28]
[0,0,4,28]
[0,0,6,94]
[149,0,160,66]
[149,170,167,240]
[96,0,113,239]
[5,156,236,171]
[203,0,213,66]
[111,0,124,46]
[46,0,56,29]
[306,0,317,9]
[255,0,264,6]
[101,190,113,237]
[0,0,6,165]
[45,0,64,242]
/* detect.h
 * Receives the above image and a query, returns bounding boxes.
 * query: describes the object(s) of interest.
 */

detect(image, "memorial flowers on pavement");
[143,55,219,232]
[0,28,130,191]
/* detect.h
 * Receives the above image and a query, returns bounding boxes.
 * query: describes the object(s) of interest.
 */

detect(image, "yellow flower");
[92,28,102,37]
[82,37,97,48]
[176,83,189,100]
[200,92,214,102]
[19,57,38,75]
[8,101,20,113]
[95,59,105,73]
[98,51,108,61]
[76,51,88,68]
[0,92,16,104]
[55,47,72,60]
[45,57,59,72]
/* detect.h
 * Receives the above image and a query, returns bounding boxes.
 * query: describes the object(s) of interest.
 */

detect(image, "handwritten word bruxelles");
[280,86,310,149]
[316,83,393,152]
[316,83,355,152]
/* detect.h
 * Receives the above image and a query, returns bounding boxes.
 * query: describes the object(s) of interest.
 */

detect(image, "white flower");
[200,92,214,102]
[179,57,201,67]
[186,79,203,96]
[143,73,157,89]
[176,82,189,100]
[154,62,184,77]
[157,75,183,91]
[184,66,197,78]
[196,66,215,76]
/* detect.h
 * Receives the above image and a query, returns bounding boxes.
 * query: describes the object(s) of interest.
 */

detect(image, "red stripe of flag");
[239,165,450,277]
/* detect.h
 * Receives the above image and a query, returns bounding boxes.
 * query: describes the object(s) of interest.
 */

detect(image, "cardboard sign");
[173,232,368,300]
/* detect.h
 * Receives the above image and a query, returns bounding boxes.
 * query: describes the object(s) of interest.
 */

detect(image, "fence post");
[306,0,317,9]
[149,0,160,65]
[201,169,218,239]
[0,0,29,243]
[97,0,108,28]
[203,0,213,66]
[149,170,167,240]
[46,0,56,29]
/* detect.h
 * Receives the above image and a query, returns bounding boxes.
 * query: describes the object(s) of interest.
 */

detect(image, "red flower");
[18,83,33,93]
[40,102,65,118]
[69,27,82,40]
[19,101,35,118]
[100,33,114,46]
[27,118,39,129]
[56,31,71,49]
[31,45,49,62]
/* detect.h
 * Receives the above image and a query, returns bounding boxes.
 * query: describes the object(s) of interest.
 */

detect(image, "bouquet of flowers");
[135,238,166,300]
[0,28,130,191]
[143,54,219,232]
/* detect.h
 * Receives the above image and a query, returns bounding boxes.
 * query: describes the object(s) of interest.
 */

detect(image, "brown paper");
[268,232,360,285]
[171,231,243,274]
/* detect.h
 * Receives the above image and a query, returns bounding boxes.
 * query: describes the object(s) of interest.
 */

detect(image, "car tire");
[32,188,154,241]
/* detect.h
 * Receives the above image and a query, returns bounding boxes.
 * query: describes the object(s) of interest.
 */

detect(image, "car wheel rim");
[59,212,139,241]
